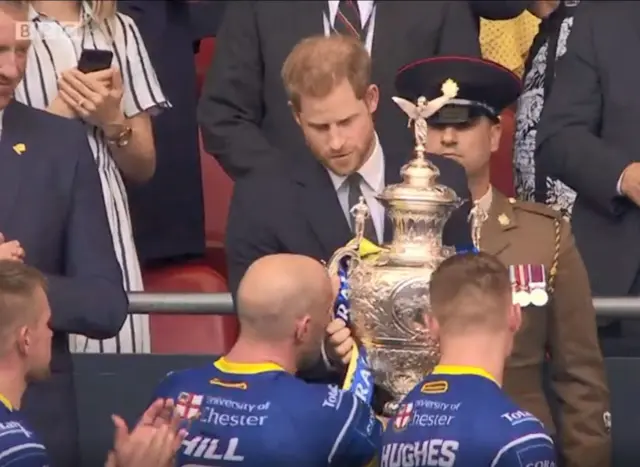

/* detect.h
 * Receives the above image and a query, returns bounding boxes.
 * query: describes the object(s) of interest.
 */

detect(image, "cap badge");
[441,79,459,98]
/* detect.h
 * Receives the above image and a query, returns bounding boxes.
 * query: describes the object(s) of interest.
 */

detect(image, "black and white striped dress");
[15,4,170,353]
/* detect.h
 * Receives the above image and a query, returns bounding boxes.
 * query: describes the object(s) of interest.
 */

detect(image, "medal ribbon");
[517,264,530,294]
[334,257,374,405]
[528,264,546,290]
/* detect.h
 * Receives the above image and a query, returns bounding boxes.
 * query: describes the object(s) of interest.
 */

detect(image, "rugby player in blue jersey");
[381,252,557,466]
[0,260,184,467]
[152,254,382,467]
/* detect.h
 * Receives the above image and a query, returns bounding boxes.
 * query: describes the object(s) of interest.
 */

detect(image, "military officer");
[324,56,611,467]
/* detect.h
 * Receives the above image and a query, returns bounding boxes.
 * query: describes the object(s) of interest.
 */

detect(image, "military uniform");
[482,188,610,467]
[395,56,612,467]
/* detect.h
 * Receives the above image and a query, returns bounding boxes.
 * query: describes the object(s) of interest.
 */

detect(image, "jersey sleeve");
[490,432,557,467]
[0,428,49,467]
[151,371,177,399]
[315,386,382,467]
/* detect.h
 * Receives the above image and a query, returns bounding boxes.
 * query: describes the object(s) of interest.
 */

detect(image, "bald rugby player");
[152,254,382,466]
[381,253,556,466]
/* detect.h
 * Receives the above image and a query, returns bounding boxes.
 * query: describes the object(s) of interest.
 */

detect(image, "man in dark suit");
[119,0,206,265]
[535,2,640,346]
[199,1,480,180]
[0,3,128,465]
[226,34,472,296]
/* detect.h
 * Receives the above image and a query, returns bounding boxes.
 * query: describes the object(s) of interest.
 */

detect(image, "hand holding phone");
[77,49,114,74]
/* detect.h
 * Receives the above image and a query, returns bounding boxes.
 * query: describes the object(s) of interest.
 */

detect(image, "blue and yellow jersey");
[152,358,382,466]
[381,365,556,467]
[0,394,49,466]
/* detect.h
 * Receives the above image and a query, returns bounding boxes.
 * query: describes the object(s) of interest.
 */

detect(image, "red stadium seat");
[195,37,216,96]
[490,109,516,197]
[144,264,238,354]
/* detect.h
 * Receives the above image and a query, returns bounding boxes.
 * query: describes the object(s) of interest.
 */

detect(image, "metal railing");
[128,293,640,317]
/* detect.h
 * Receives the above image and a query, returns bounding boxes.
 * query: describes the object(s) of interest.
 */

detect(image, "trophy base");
[367,343,439,417]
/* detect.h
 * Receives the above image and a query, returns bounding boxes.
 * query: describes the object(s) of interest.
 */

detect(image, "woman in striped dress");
[15,0,170,353]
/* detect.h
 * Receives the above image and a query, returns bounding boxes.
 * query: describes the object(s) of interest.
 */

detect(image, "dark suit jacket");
[535,2,640,296]
[198,1,480,180]
[226,153,472,295]
[119,0,205,264]
[0,101,128,466]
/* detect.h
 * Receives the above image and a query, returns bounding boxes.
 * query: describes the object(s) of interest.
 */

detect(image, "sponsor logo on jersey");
[209,378,248,390]
[176,392,203,420]
[393,403,414,431]
[322,384,343,410]
[414,399,461,411]
[501,410,541,427]
[204,396,270,412]
[515,442,556,467]
[420,380,448,394]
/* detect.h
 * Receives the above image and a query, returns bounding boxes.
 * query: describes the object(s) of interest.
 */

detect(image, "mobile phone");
[77,49,114,73]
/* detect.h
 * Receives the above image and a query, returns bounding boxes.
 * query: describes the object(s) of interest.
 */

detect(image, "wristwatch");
[105,125,133,148]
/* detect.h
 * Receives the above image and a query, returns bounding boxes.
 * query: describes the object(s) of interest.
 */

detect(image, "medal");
[528,264,549,306]
[513,264,531,307]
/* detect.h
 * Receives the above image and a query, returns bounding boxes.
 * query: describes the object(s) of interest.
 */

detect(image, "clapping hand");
[0,233,24,262]
[105,398,187,467]
[58,67,124,129]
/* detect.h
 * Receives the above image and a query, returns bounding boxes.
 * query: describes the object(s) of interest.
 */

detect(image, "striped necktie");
[333,0,363,41]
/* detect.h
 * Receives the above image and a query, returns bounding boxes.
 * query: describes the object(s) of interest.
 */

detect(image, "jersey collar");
[0,393,13,412]
[431,364,500,386]
[214,357,286,375]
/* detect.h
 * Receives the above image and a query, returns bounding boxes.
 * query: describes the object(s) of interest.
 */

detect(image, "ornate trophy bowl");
[328,86,464,415]
[334,152,461,415]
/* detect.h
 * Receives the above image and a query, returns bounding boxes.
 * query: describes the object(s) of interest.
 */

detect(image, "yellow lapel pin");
[12,143,25,156]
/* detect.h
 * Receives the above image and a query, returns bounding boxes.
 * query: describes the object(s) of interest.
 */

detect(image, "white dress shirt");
[323,0,377,54]
[328,134,385,244]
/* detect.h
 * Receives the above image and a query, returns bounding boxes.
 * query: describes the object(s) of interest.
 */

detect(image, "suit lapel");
[480,188,516,256]
[0,101,29,228]
[294,160,353,260]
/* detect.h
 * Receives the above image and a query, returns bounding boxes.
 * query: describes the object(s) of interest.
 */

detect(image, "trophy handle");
[326,245,361,277]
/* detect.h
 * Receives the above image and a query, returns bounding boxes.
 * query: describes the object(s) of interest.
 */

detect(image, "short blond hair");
[0,261,47,354]
[281,34,371,112]
[429,252,511,334]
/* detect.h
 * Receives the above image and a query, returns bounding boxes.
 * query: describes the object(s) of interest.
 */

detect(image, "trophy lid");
[377,151,460,206]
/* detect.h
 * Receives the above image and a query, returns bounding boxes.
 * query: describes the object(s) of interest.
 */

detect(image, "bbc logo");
[15,21,81,41]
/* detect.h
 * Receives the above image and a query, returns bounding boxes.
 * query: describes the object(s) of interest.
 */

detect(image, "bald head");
[236,254,333,342]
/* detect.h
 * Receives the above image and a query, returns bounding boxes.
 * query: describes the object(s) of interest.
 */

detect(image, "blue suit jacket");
[0,100,128,465]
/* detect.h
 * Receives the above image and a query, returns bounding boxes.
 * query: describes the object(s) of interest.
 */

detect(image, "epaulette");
[507,197,562,220]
